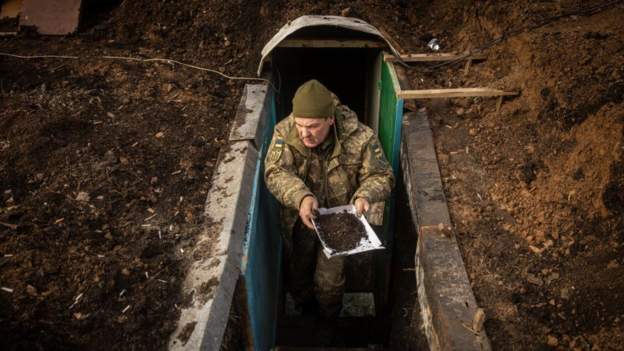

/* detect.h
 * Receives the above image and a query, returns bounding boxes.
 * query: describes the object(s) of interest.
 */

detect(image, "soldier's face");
[294,116,335,148]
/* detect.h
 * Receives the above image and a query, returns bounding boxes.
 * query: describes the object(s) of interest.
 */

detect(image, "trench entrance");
[271,47,376,122]
[224,21,427,349]
[263,38,426,348]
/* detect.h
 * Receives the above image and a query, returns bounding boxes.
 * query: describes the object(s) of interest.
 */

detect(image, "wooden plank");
[275,348,384,351]
[20,0,81,35]
[384,52,487,63]
[398,88,518,99]
[278,38,386,48]
[391,63,417,111]
[401,111,491,351]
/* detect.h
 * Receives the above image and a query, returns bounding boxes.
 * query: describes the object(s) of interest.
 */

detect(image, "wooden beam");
[398,88,518,99]
[278,38,386,49]
[391,63,417,111]
[384,52,487,63]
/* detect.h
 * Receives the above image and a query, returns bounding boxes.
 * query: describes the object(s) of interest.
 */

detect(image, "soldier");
[265,79,394,317]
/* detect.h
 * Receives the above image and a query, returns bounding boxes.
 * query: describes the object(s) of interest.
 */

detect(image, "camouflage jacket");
[264,102,394,236]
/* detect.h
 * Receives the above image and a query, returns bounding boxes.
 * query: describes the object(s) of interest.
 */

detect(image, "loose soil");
[1,0,623,350]
[405,1,624,350]
[315,212,367,253]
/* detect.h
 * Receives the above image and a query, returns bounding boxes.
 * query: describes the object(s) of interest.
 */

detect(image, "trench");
[220,168,427,351]
[219,49,428,348]
[177,17,489,351]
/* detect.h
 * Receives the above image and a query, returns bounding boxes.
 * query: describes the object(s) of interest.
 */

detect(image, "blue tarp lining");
[242,92,281,350]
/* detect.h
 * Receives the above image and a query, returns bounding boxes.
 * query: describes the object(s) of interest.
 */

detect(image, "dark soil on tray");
[315,212,367,253]
[1,0,623,350]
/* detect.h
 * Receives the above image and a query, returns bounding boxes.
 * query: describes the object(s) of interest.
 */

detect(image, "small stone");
[472,308,486,332]
[73,312,89,320]
[76,192,90,202]
[121,268,131,276]
[561,287,570,299]
[155,132,165,138]
[547,335,559,347]
[535,230,546,242]
[527,273,543,286]
[545,272,560,285]
[438,153,449,164]
[456,107,465,115]
[529,245,544,254]
[26,284,38,296]
[104,150,116,162]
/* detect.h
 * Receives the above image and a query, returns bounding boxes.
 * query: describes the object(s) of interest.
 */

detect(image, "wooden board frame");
[398,88,518,99]
[277,38,386,48]
[383,52,487,63]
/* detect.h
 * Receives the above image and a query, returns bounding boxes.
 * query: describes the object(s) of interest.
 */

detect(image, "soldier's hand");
[354,197,370,217]
[299,195,319,230]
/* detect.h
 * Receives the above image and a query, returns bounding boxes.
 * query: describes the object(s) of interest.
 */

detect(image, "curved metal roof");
[257,15,401,76]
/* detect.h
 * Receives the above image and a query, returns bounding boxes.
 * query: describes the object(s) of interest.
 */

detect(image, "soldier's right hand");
[299,195,319,230]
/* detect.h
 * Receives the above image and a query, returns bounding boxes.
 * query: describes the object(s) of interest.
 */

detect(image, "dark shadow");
[79,0,122,32]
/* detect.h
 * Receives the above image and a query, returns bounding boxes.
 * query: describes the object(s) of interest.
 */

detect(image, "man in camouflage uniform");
[264,79,394,317]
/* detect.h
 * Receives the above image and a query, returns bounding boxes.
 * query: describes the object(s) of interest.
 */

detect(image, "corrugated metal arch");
[257,15,401,76]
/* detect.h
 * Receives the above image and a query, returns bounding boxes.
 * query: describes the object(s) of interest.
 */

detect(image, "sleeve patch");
[371,141,384,159]
[268,139,284,163]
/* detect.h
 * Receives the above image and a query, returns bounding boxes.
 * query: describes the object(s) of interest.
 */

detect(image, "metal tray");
[311,204,384,258]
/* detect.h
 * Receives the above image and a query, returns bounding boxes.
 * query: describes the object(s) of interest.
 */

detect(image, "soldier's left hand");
[354,197,370,217]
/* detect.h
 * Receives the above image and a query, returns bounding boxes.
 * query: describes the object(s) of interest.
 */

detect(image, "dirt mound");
[0,1,242,348]
[411,1,624,349]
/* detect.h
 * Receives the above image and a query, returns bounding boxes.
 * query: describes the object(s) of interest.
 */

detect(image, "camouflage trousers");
[283,220,344,317]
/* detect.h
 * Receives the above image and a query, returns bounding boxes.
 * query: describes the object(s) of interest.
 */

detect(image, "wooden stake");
[278,38,385,48]
[463,59,473,76]
[496,96,504,112]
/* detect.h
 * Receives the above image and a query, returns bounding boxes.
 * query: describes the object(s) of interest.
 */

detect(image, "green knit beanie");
[292,79,334,118]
